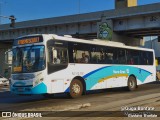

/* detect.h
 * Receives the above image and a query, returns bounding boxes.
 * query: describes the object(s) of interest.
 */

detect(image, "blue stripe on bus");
[65,87,70,92]
[64,66,152,92]
[83,66,111,78]
[32,82,47,94]
[83,66,152,90]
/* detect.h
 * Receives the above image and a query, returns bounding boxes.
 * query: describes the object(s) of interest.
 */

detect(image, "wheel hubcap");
[130,81,134,88]
[72,83,80,94]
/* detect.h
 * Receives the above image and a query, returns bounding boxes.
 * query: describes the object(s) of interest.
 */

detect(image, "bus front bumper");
[11,82,47,94]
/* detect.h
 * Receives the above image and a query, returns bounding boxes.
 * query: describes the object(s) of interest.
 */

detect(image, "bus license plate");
[17,88,24,92]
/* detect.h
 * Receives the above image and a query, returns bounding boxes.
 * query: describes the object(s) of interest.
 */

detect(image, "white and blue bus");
[10,34,156,98]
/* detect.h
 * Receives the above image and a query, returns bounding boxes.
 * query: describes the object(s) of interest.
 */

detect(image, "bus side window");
[72,43,90,63]
[147,52,153,65]
[48,47,68,64]
[52,48,60,64]
[91,47,100,64]
[105,47,114,64]
[140,51,148,65]
[118,49,126,64]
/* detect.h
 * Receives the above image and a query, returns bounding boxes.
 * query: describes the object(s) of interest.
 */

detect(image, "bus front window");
[12,46,45,73]
[12,48,23,72]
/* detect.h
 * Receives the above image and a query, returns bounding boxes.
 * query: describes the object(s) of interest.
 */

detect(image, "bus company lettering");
[72,72,84,76]
[113,69,129,74]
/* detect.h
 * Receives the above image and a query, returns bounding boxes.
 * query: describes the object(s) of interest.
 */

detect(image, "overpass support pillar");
[97,19,144,46]
[0,43,12,78]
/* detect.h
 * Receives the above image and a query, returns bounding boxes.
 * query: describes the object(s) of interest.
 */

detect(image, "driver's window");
[48,46,68,74]
[52,48,61,64]
[48,47,68,64]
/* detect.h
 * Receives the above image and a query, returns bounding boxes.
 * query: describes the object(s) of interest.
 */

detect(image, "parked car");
[0,75,9,86]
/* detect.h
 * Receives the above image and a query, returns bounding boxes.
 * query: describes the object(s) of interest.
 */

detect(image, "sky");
[0,0,160,24]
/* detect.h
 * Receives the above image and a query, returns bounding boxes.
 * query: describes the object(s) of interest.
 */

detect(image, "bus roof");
[43,34,153,52]
[16,34,154,52]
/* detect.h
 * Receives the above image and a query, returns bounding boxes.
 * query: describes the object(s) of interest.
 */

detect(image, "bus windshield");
[12,45,45,73]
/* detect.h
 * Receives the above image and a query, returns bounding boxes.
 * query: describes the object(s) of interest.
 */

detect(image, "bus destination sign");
[13,36,43,46]
[18,37,40,45]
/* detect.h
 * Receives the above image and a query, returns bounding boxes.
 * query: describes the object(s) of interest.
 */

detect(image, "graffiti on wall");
[98,22,113,41]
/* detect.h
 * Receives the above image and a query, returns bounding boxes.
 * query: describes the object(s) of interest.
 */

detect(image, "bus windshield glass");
[12,45,45,73]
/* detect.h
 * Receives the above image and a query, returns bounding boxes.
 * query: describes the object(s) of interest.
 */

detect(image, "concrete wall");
[112,33,143,46]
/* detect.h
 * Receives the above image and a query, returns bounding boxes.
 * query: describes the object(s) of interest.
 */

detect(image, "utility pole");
[0,2,2,24]
[78,0,80,14]
[0,1,5,24]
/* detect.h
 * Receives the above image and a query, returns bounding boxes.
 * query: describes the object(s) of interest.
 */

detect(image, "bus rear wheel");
[127,76,137,91]
[70,79,83,98]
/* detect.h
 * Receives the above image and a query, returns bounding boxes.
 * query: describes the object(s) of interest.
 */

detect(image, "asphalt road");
[0,82,160,119]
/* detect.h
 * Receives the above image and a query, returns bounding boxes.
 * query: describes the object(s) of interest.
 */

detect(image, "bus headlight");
[34,78,44,86]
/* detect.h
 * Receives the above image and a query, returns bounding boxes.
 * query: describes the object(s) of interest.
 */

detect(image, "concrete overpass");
[1,3,160,45]
[1,1,160,76]
[0,3,160,42]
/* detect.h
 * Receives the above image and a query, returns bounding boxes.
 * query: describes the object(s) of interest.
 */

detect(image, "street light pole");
[0,15,16,27]
[0,15,15,19]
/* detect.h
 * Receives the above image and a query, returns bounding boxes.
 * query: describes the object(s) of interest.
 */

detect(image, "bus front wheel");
[127,76,137,91]
[70,79,83,98]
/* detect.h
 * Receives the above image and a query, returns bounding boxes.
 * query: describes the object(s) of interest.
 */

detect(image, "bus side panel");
[83,65,154,91]
[136,65,156,85]
[45,64,155,94]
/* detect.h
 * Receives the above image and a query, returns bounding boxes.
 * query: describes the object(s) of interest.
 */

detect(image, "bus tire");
[70,79,83,98]
[127,76,137,91]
